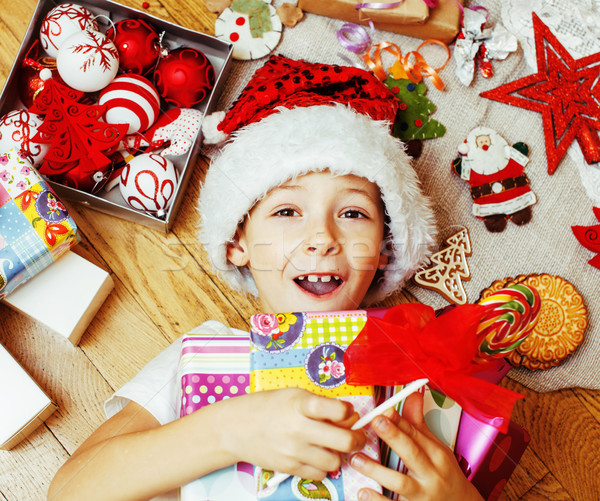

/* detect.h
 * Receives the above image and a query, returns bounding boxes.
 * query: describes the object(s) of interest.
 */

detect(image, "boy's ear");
[226,234,249,267]
[378,249,389,270]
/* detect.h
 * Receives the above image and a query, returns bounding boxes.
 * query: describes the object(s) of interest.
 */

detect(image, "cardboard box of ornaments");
[0,0,233,232]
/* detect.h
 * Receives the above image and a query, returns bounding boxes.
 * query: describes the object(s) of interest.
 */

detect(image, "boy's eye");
[274,208,299,217]
[340,209,367,219]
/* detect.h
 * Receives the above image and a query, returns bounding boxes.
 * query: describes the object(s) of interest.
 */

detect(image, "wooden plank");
[573,388,600,424]
[503,445,549,501]
[0,429,69,501]
[504,378,600,499]
[519,473,573,500]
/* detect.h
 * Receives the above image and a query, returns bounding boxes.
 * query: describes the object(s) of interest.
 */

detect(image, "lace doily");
[501,0,600,204]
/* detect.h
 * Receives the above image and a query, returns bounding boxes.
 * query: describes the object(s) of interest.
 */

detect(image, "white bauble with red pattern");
[119,153,179,213]
[0,110,49,167]
[56,30,119,92]
[39,3,99,58]
[99,74,160,134]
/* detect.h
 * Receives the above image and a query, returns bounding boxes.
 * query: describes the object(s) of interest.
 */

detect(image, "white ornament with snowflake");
[56,29,119,93]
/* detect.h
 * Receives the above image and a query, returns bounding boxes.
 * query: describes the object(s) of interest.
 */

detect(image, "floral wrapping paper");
[249,310,382,501]
[0,149,79,299]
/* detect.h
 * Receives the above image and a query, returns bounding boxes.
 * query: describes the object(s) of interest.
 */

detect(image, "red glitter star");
[480,12,600,175]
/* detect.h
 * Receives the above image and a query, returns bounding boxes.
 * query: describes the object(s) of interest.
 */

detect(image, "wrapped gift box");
[178,333,257,501]
[0,149,78,299]
[249,310,381,500]
[0,0,233,233]
[299,0,429,27]
[299,0,463,43]
[0,342,56,450]
[455,412,531,501]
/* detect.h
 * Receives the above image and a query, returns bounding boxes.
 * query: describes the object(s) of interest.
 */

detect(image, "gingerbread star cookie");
[479,273,587,370]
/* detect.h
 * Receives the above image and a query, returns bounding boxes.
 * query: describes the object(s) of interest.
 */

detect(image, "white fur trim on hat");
[199,104,437,305]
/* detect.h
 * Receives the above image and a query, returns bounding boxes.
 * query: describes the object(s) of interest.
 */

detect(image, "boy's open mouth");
[294,274,343,296]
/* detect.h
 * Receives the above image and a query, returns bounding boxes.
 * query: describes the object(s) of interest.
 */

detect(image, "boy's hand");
[349,393,484,501]
[214,387,367,480]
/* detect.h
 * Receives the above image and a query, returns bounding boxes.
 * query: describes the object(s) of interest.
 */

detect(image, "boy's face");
[227,171,388,313]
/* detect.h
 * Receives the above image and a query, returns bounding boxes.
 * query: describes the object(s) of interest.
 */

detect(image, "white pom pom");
[40,68,53,81]
[457,142,469,155]
[202,111,229,145]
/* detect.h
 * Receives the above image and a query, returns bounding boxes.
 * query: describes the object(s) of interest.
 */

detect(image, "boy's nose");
[303,230,341,256]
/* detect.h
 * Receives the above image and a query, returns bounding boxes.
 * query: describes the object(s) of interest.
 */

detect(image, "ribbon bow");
[344,303,524,433]
[454,7,518,86]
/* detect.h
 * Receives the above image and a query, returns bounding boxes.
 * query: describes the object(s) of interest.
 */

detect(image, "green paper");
[385,77,446,141]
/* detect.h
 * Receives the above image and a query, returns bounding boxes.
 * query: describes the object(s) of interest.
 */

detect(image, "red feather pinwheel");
[344,303,524,433]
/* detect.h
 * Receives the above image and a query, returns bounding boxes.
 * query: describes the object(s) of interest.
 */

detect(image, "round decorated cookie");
[214,2,282,60]
[479,274,587,370]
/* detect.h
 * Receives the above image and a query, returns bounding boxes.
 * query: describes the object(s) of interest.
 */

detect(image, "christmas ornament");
[123,107,203,156]
[119,153,179,214]
[453,127,537,233]
[454,8,518,86]
[413,227,472,305]
[39,3,98,58]
[29,75,128,192]
[215,0,282,60]
[480,12,600,175]
[56,29,120,93]
[385,77,446,141]
[572,206,600,270]
[105,18,160,75]
[154,47,215,107]
[18,54,63,109]
[0,110,49,167]
[99,74,160,134]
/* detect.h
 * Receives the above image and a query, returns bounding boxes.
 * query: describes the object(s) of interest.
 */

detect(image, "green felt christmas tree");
[385,77,446,141]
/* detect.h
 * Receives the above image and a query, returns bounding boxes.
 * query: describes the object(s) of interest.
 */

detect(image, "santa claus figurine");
[453,126,537,232]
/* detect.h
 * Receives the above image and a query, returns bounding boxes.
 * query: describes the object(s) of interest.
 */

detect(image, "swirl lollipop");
[475,283,541,362]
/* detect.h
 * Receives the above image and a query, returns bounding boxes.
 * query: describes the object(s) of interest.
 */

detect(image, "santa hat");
[199,55,437,305]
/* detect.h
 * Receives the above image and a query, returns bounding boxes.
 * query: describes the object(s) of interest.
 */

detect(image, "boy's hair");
[199,104,437,305]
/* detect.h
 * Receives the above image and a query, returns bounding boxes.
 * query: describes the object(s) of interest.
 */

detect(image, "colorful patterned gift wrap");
[0,149,78,299]
[178,333,257,501]
[249,310,382,501]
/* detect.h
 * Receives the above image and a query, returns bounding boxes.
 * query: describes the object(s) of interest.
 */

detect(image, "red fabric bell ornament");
[154,47,216,108]
[344,303,525,433]
[106,19,160,75]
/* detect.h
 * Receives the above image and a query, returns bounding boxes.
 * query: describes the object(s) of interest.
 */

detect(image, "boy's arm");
[48,388,366,501]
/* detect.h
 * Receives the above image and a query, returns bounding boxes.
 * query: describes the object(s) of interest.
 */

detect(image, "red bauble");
[19,56,63,109]
[154,47,215,108]
[106,19,160,75]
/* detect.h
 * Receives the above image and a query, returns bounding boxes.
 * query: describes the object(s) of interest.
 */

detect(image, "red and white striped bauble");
[99,74,161,135]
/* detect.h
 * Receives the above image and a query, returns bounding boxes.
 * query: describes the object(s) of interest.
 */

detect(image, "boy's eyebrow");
[341,187,380,202]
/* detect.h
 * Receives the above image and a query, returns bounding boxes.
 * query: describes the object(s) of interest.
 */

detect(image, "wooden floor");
[1,1,600,500]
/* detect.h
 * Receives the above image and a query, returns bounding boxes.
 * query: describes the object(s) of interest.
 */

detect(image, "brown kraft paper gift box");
[299,0,463,43]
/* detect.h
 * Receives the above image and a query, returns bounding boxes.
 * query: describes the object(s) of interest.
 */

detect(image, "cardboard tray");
[0,0,233,232]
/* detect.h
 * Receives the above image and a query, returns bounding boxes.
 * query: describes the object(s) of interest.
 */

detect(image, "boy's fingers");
[299,392,354,422]
[401,392,425,428]
[371,415,433,474]
[350,453,419,499]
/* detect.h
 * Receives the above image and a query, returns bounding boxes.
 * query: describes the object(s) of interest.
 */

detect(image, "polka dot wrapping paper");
[249,310,381,501]
[0,149,79,299]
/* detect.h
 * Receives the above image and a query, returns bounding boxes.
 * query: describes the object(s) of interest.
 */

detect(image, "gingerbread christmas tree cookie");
[413,227,472,305]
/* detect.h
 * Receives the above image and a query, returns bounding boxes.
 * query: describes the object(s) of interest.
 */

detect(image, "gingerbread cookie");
[479,273,587,370]
[414,227,472,305]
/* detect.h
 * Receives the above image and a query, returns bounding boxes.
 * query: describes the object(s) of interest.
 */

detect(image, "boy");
[49,57,482,501]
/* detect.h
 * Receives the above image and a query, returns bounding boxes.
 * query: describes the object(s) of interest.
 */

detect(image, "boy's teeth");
[308,275,318,282]
[303,275,333,283]
[321,275,331,283]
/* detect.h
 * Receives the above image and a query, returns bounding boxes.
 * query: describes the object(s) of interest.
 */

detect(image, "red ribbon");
[345,303,524,433]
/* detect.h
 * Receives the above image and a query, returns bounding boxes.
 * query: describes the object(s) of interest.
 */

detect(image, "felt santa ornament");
[453,126,537,233]
[199,55,437,305]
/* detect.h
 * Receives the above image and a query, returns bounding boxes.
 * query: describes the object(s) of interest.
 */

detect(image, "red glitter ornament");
[154,47,215,108]
[106,18,160,75]
[18,55,63,109]
[480,12,600,175]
